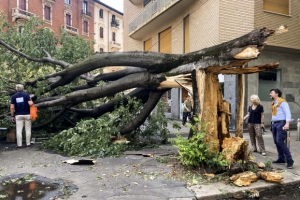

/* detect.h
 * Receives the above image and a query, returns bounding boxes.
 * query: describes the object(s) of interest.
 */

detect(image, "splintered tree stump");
[222,137,248,163]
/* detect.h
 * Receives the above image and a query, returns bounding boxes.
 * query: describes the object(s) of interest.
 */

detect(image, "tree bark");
[236,65,246,137]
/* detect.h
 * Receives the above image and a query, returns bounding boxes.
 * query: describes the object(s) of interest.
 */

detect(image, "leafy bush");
[41,96,171,157]
[173,117,229,170]
[128,100,170,147]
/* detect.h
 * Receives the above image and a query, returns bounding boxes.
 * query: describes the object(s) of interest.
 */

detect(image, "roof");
[93,0,123,15]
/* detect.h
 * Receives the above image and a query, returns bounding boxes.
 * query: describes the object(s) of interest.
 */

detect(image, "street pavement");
[1,121,300,199]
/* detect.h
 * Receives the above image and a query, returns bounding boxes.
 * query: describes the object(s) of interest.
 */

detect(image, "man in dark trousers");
[10,84,34,148]
[270,88,294,169]
[182,95,192,126]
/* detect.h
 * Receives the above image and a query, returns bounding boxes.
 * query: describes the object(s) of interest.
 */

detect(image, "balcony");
[111,22,119,31]
[61,24,78,35]
[109,41,121,49]
[129,0,194,39]
[129,0,143,5]
[12,8,35,22]
[81,9,92,18]
[111,22,119,28]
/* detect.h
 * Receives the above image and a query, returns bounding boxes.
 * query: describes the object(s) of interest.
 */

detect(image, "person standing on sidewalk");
[182,95,192,126]
[269,88,294,169]
[10,84,34,148]
[244,95,267,156]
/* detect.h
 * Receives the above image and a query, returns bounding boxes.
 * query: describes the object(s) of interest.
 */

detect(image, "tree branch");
[0,38,70,68]
[120,89,167,135]
[68,88,151,118]
[35,72,166,109]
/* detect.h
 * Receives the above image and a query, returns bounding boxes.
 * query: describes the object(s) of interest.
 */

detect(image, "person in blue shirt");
[270,88,294,169]
[10,84,34,148]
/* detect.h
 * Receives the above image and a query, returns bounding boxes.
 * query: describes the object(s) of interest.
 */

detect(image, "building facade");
[124,0,300,127]
[93,1,123,53]
[0,0,95,40]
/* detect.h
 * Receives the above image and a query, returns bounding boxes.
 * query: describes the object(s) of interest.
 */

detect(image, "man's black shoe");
[272,159,286,164]
[287,160,294,169]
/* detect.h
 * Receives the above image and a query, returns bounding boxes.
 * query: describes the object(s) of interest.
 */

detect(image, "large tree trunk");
[236,65,246,137]
[0,27,282,140]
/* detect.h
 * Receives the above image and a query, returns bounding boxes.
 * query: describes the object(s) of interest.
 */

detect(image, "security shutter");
[184,15,189,53]
[159,27,171,54]
[263,0,289,15]
[144,38,152,51]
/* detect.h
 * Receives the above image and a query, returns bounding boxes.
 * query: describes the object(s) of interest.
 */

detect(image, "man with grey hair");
[10,84,34,148]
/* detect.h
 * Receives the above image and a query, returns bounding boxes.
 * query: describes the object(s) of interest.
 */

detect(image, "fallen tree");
[0,15,286,159]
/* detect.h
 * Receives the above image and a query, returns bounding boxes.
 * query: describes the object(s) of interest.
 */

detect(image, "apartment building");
[124,0,300,127]
[93,1,123,53]
[93,1,124,73]
[0,0,95,41]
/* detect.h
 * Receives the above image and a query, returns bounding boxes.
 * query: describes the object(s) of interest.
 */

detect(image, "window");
[83,21,88,33]
[66,14,71,26]
[100,48,104,53]
[144,38,152,51]
[159,27,171,53]
[64,0,71,4]
[258,69,281,101]
[112,32,115,41]
[83,1,88,14]
[263,0,289,15]
[99,9,103,18]
[100,27,103,38]
[19,0,26,10]
[44,6,51,21]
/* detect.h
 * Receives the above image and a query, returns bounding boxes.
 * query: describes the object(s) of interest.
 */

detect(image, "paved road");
[1,122,300,200]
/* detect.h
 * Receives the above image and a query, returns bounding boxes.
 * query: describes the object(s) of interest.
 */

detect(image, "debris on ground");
[63,159,96,165]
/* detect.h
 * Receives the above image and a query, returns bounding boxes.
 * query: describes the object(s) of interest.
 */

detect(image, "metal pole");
[297,118,300,141]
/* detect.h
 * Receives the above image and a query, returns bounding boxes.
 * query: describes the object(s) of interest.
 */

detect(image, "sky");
[99,0,124,13]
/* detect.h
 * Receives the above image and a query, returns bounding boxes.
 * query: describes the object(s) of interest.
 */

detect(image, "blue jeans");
[271,120,293,161]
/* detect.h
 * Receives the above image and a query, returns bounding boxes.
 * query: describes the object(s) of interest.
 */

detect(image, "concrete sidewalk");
[1,123,300,199]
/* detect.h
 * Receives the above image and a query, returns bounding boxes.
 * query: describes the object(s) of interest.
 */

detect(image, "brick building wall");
[219,0,254,43]
[0,0,94,41]
[123,0,300,124]
[123,0,143,51]
[254,0,300,50]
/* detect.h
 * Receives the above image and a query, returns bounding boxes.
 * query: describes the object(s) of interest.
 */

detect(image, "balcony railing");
[111,22,119,29]
[129,0,172,33]
[12,8,35,22]
[110,41,121,48]
[61,24,78,35]
[81,9,92,17]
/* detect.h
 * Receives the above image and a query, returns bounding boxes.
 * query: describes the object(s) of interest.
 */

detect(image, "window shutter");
[100,27,103,38]
[144,38,152,51]
[112,32,115,41]
[263,0,289,15]
[45,6,50,21]
[66,14,71,26]
[84,21,88,33]
[159,27,171,54]
[19,0,26,10]
[184,15,189,53]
